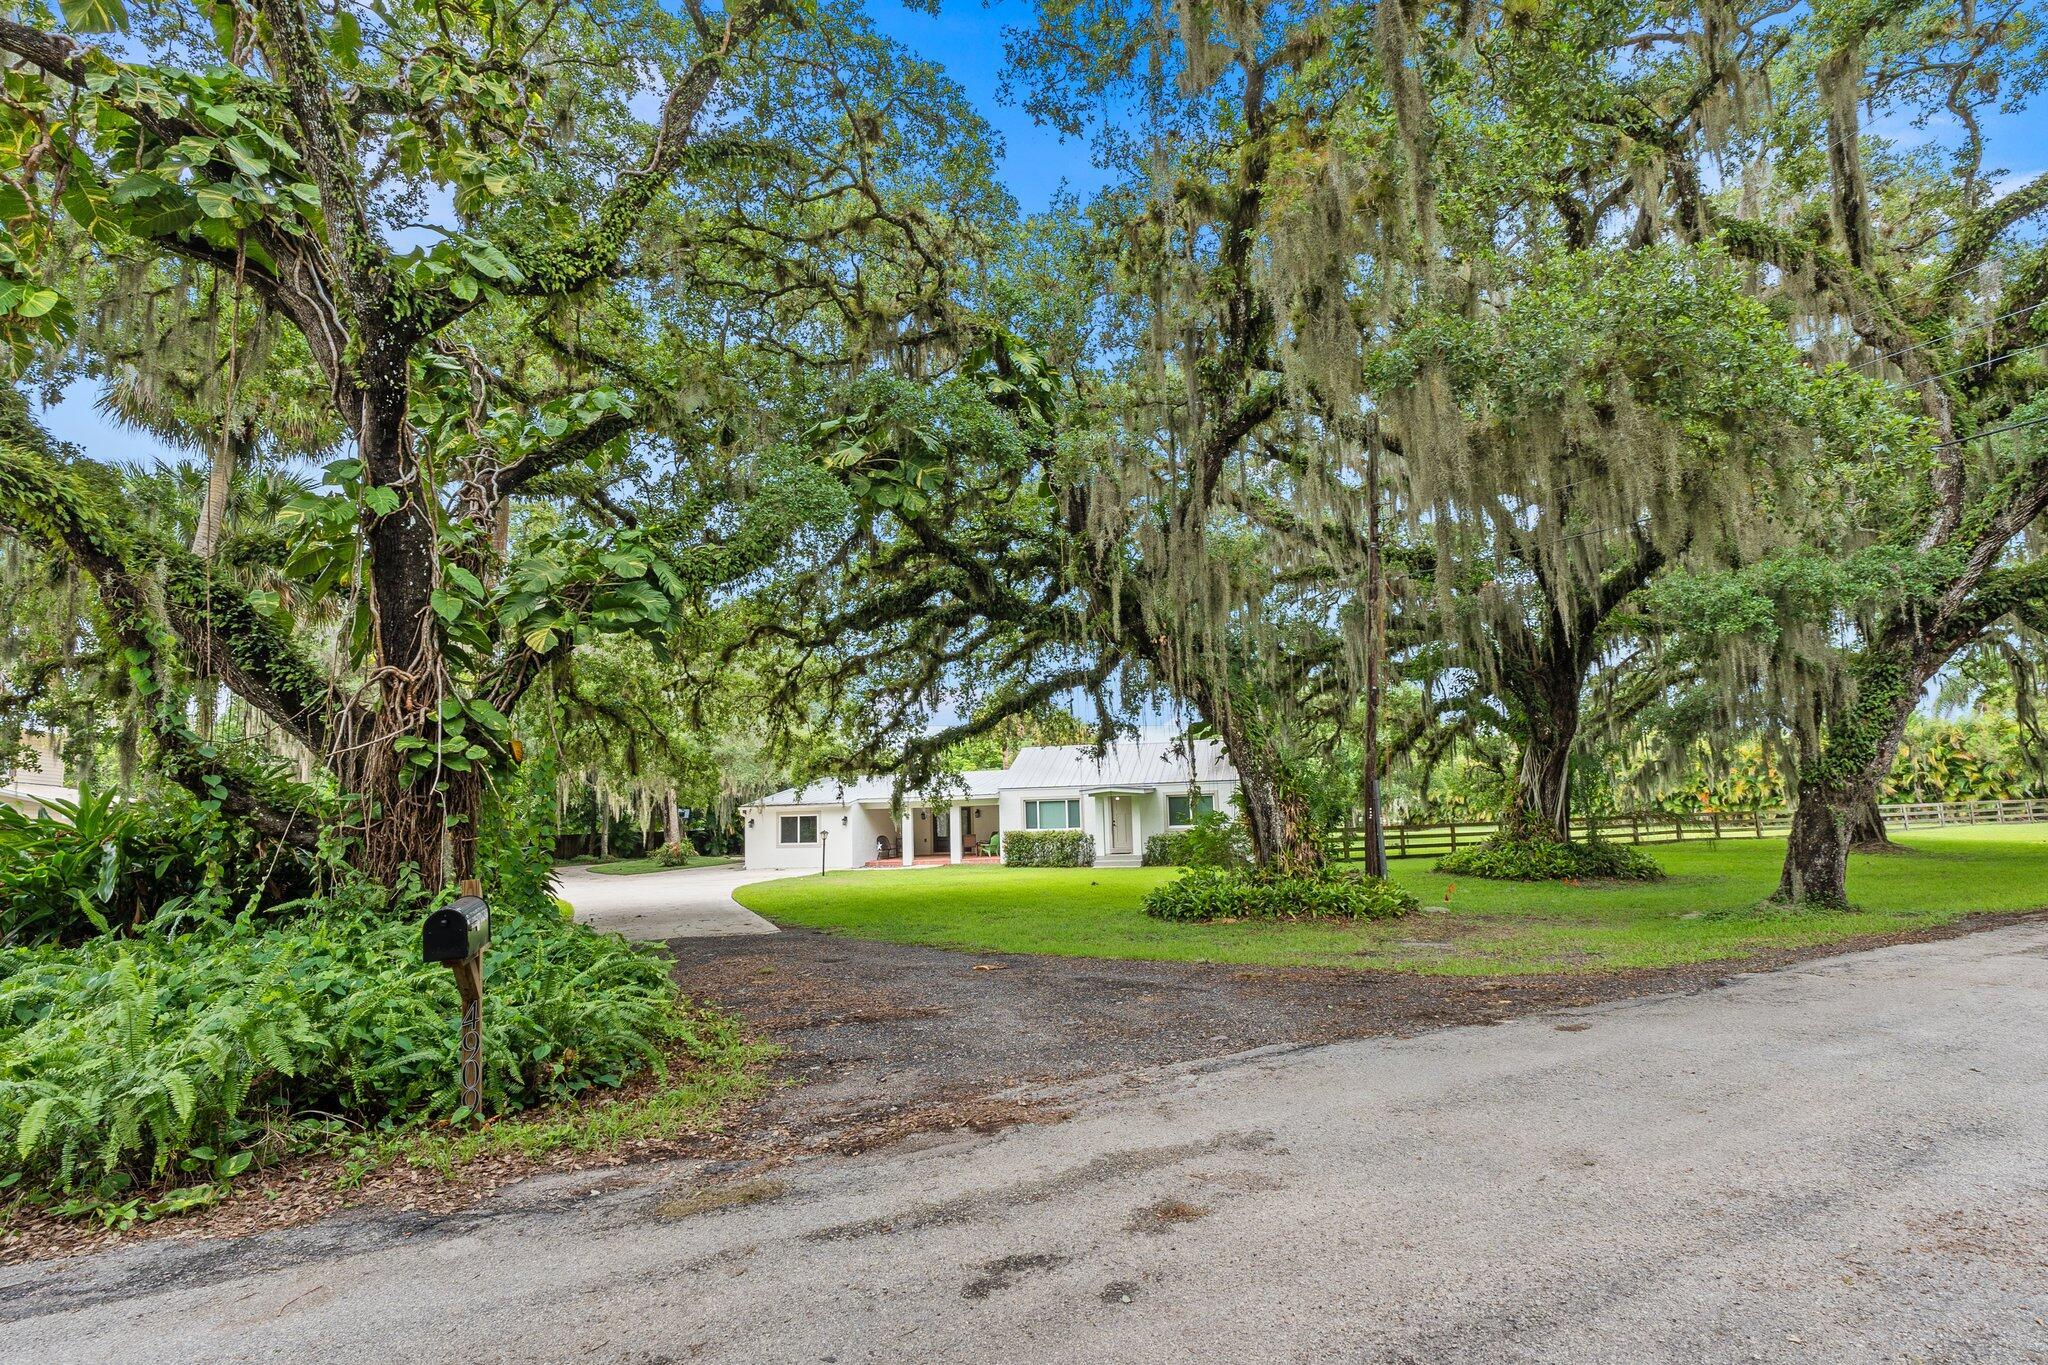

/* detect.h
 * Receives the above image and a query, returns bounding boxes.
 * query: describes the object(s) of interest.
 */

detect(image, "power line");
[1849,300,2044,374]
[1921,339,2048,387]
[1936,411,2048,449]
[1835,257,1995,331]
[1504,343,2045,511]
[1529,414,2048,548]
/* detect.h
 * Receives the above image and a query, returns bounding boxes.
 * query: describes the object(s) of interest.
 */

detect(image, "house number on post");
[421,881,492,1115]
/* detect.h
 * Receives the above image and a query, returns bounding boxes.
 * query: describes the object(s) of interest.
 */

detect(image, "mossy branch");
[0,431,320,847]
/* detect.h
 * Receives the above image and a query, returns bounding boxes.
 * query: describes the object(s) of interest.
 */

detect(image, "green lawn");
[582,855,740,875]
[732,825,2048,975]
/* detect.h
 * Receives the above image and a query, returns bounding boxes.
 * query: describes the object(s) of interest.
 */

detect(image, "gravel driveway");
[8,922,2046,1362]
[555,862,802,940]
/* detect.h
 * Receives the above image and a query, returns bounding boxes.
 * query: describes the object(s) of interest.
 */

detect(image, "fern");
[2,894,696,1200]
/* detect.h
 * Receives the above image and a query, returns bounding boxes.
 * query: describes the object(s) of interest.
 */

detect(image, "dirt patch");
[663,910,2048,1172]
[1900,1209,2048,1268]
[1127,1197,1211,1234]
[961,1250,1069,1300]
[651,1178,787,1220]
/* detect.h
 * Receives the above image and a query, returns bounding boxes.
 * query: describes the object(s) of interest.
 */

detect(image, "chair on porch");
[876,834,902,862]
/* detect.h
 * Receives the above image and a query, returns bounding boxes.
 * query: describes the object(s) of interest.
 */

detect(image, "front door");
[1108,795,1132,855]
[933,808,951,854]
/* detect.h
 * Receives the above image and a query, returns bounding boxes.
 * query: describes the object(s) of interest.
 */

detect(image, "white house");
[739,739,1239,871]
[1,732,77,819]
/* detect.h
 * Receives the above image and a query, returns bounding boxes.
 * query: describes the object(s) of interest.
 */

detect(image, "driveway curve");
[555,862,805,941]
[7,922,2046,1361]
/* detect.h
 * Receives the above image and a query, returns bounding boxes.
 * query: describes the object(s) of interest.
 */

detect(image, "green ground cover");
[732,826,2048,974]
[584,856,740,875]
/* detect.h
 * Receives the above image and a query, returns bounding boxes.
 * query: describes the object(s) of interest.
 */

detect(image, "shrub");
[478,753,560,913]
[654,834,698,867]
[0,883,709,1201]
[0,789,300,948]
[1003,829,1094,867]
[1144,865,1418,923]
[1435,834,1664,882]
[1142,812,1250,868]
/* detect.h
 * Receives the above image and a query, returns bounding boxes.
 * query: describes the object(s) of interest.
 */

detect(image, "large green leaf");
[59,0,128,32]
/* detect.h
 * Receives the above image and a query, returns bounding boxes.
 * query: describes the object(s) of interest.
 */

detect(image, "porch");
[860,854,1003,869]
[855,797,1002,868]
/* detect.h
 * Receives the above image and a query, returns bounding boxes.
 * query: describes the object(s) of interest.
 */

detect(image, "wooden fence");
[1325,797,2048,863]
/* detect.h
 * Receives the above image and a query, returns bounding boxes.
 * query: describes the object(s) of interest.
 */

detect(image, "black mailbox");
[422,895,490,964]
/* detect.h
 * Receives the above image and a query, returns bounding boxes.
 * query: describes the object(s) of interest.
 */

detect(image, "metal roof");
[1003,739,1237,791]
[744,740,1237,809]
[747,768,1006,809]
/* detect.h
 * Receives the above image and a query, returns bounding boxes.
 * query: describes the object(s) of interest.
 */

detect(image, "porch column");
[951,800,966,864]
[900,808,915,867]
[1130,797,1144,861]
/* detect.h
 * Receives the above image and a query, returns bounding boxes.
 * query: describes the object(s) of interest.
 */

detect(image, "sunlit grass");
[584,855,740,875]
[732,825,2048,975]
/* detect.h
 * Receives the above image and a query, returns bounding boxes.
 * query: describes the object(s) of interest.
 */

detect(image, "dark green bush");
[1003,829,1094,867]
[1142,812,1250,868]
[0,883,706,1200]
[0,789,302,947]
[1435,834,1665,882]
[1144,865,1418,922]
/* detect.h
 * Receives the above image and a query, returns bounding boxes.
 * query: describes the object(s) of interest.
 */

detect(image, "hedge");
[1435,834,1664,882]
[1144,866,1418,922]
[1003,830,1095,867]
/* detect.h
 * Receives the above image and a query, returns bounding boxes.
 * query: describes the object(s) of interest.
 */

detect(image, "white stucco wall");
[999,788,1234,864]
[849,805,896,866]
[743,805,859,871]
[750,783,1239,871]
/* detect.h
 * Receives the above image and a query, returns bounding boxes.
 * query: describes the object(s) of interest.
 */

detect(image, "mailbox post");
[421,882,492,1115]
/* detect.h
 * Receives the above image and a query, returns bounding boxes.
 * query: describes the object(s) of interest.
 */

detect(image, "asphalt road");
[556,861,796,940]
[5,924,2046,1363]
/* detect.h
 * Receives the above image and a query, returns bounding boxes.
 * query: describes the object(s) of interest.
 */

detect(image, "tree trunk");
[1777,785,1852,907]
[191,426,246,562]
[1776,650,1924,906]
[353,386,460,891]
[666,792,683,850]
[1503,672,1580,842]
[1844,789,1892,850]
[1198,684,1324,873]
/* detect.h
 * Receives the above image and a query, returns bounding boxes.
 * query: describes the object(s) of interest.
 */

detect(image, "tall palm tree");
[86,261,338,560]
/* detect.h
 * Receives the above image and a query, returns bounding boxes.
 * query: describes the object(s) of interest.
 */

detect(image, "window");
[778,814,818,845]
[1167,792,1216,827]
[1024,798,1081,830]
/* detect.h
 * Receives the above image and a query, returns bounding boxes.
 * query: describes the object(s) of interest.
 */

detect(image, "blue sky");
[36,0,2046,465]
[864,0,1108,215]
